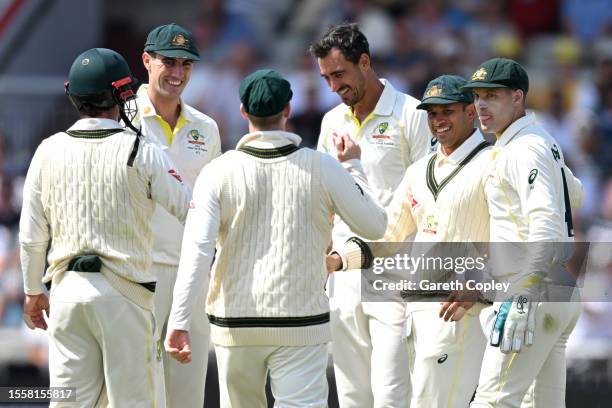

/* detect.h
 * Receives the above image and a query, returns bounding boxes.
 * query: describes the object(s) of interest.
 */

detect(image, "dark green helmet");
[65,48,138,111]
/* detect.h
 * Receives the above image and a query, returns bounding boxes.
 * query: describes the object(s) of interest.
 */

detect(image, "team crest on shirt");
[186,129,208,155]
[423,214,438,234]
[369,121,395,146]
[374,122,388,134]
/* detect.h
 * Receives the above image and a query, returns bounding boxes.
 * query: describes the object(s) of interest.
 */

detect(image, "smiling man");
[330,75,493,407]
[310,23,433,408]
[462,58,583,408]
[135,23,221,408]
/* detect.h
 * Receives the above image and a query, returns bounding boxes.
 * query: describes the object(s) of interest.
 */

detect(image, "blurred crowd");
[1,0,612,383]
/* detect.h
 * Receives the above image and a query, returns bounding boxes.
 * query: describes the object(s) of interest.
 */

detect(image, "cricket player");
[20,48,191,407]
[330,75,492,407]
[462,58,583,408]
[135,23,221,408]
[164,69,387,407]
[310,23,433,407]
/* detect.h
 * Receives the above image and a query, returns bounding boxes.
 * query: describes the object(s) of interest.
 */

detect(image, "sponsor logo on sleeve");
[355,183,364,196]
[168,169,183,182]
[528,169,538,188]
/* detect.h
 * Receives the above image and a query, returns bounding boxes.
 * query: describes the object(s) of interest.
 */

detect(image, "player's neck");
[441,129,474,156]
[352,74,383,124]
[248,122,286,133]
[495,109,526,140]
[148,89,181,129]
[82,106,120,122]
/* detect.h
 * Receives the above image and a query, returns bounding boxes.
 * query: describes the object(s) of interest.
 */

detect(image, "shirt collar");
[437,128,485,164]
[69,118,123,131]
[495,112,537,148]
[343,78,397,120]
[236,131,302,150]
[136,84,193,122]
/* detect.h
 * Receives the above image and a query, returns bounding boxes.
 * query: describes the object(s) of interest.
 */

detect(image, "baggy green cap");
[239,69,293,117]
[144,23,200,60]
[416,75,474,110]
[462,57,529,93]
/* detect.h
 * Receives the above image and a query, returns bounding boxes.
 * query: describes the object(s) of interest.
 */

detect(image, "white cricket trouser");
[471,300,581,408]
[48,271,163,408]
[152,263,209,408]
[329,271,410,408]
[406,302,487,408]
[214,343,329,408]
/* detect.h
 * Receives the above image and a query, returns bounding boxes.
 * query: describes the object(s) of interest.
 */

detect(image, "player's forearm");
[168,248,213,331]
[20,244,47,295]
[168,187,219,330]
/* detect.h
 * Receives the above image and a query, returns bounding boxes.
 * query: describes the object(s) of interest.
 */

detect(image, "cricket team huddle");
[18,21,583,408]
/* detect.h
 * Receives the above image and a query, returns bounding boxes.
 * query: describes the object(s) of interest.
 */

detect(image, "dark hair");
[309,23,370,64]
[77,104,116,117]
